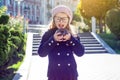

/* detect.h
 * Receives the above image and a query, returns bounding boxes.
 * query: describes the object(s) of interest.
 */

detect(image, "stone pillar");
[91,16,96,33]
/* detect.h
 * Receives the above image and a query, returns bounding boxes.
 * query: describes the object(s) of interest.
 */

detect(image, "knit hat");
[52,5,73,23]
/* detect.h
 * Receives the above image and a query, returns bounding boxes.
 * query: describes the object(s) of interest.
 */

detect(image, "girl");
[38,5,84,80]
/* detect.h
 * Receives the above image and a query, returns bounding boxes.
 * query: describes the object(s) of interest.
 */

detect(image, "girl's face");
[54,12,69,29]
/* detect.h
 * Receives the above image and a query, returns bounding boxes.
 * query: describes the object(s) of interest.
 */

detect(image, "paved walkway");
[12,33,120,80]
[27,53,120,80]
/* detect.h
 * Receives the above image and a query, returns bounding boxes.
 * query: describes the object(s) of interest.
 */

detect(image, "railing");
[27,24,49,34]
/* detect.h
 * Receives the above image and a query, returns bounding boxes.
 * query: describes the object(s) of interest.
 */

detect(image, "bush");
[0,8,26,78]
[99,33,120,53]
[0,25,10,66]
[0,14,9,24]
[82,25,90,32]
[9,36,22,49]
[105,7,120,40]
[0,24,26,78]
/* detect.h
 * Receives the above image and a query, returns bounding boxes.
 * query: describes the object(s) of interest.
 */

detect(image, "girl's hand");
[62,32,71,41]
[54,32,64,42]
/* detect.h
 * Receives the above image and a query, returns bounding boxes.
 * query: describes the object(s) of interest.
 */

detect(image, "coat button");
[57,43,59,46]
[48,43,51,46]
[57,53,60,55]
[58,64,61,66]
[51,40,54,43]
[70,41,73,44]
[72,43,75,46]
[66,43,69,46]
[67,53,70,56]
[68,63,71,66]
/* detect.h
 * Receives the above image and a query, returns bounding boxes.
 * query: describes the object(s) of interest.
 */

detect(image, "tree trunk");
[99,17,103,33]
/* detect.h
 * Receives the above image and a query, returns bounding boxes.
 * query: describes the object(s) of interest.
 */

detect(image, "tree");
[105,7,120,40]
[79,0,118,33]
[73,2,81,22]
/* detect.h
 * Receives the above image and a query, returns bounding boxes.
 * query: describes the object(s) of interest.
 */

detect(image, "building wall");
[0,0,79,24]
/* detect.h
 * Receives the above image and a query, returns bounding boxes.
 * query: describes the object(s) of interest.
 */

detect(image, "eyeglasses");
[54,16,69,23]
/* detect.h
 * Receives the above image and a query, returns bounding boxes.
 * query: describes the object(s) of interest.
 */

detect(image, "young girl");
[38,5,84,80]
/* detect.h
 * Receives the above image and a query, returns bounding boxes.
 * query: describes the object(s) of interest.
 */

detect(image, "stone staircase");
[32,32,109,55]
[32,34,42,55]
[79,32,109,54]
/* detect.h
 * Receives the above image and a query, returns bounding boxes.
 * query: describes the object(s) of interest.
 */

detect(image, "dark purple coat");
[38,28,84,80]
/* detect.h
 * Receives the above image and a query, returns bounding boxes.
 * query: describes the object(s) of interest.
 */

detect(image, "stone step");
[83,44,102,47]
[32,42,101,46]
[32,42,99,45]
[33,34,41,38]
[33,41,100,44]
[32,32,110,55]
[32,48,106,52]
[27,29,41,33]
[85,52,109,54]
[32,45,39,48]
[32,45,104,50]
[32,43,39,45]
[33,39,41,41]
[81,41,99,44]
[33,40,41,43]
[85,46,104,50]
[32,51,39,55]
[32,46,106,51]
[80,37,95,39]
[78,32,93,37]
[32,43,103,49]
[85,49,108,53]
[32,49,108,55]
[33,38,97,43]
[32,48,39,50]
[33,36,42,40]
[80,39,97,41]
[32,41,99,44]
[33,36,95,39]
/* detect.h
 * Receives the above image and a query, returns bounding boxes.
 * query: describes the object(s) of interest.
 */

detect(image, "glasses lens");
[55,16,68,23]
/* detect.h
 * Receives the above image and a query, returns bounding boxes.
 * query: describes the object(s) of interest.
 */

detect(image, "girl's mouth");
[58,24,64,28]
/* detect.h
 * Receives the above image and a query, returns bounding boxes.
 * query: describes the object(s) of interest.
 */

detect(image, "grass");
[98,33,120,54]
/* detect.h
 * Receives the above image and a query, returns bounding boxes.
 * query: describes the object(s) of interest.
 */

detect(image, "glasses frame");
[54,16,69,23]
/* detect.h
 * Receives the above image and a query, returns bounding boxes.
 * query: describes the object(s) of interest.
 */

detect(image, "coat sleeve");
[38,32,57,57]
[66,35,85,57]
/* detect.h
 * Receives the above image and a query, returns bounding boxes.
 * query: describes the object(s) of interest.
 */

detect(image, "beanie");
[52,5,73,23]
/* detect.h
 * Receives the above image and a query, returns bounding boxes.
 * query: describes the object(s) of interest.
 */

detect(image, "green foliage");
[73,4,81,22]
[105,7,120,40]
[9,36,22,48]
[0,29,26,78]
[73,13,81,22]
[0,6,27,78]
[8,16,24,33]
[79,0,118,33]
[80,0,118,19]
[0,25,10,66]
[0,14,9,24]
[0,22,26,79]
[10,29,23,38]
[0,6,7,15]
[99,33,120,53]
[82,26,90,32]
